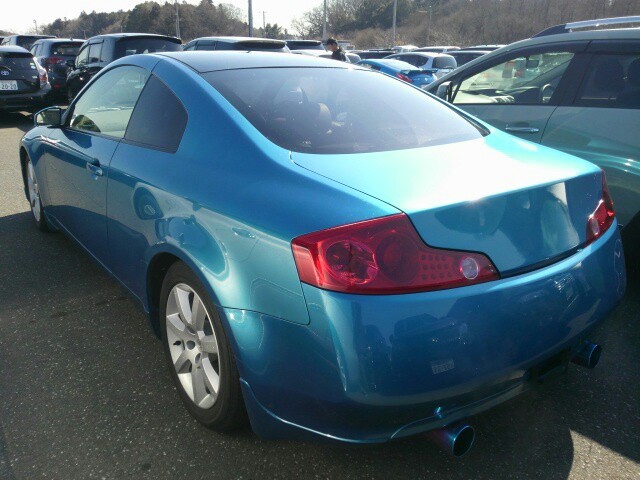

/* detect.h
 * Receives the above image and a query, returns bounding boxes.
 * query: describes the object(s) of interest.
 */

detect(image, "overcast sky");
[2,0,319,34]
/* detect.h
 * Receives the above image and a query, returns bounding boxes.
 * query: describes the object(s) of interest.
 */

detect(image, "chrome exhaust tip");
[571,341,602,369]
[427,422,475,457]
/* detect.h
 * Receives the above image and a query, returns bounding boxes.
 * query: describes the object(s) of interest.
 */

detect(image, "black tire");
[159,261,247,431]
[25,156,54,233]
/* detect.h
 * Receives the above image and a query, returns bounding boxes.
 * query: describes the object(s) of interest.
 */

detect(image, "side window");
[30,44,39,56]
[70,66,150,138]
[575,53,640,109]
[402,55,421,67]
[453,51,575,105]
[88,43,102,64]
[76,46,89,67]
[434,56,457,69]
[125,75,188,152]
[183,43,195,51]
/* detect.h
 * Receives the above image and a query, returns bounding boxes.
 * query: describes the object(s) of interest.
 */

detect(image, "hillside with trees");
[10,0,640,48]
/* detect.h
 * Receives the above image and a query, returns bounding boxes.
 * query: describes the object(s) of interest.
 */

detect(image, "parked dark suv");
[66,33,181,101]
[30,38,83,98]
[1,35,56,50]
[183,36,289,52]
[0,46,52,112]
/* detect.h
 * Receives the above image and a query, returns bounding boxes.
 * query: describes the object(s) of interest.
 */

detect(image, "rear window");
[434,56,457,69]
[0,52,36,70]
[287,41,324,51]
[15,37,41,50]
[222,41,287,52]
[204,67,483,154]
[51,43,81,56]
[114,38,181,58]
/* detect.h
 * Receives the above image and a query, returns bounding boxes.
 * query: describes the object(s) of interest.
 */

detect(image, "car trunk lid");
[292,134,603,274]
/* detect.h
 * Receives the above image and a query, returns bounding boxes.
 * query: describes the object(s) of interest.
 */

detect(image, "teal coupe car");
[21,51,624,455]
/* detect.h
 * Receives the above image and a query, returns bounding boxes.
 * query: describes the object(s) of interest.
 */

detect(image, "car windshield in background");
[52,43,81,56]
[204,67,483,154]
[114,38,181,57]
[0,52,36,70]
[16,37,41,50]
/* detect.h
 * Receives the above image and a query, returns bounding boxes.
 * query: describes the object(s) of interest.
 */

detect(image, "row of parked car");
[0,32,495,113]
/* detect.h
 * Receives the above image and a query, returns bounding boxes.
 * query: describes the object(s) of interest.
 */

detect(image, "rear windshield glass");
[434,56,457,69]
[204,67,482,154]
[231,41,287,51]
[114,38,181,58]
[52,43,82,56]
[0,52,36,70]
[15,36,42,50]
[287,41,324,51]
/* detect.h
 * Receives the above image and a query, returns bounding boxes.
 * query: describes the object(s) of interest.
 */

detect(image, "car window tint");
[575,53,640,109]
[52,43,81,56]
[0,52,37,70]
[434,56,457,69]
[196,41,216,51]
[88,43,102,63]
[114,38,181,58]
[125,75,187,152]
[204,67,483,154]
[70,66,150,139]
[453,51,575,105]
[76,46,89,67]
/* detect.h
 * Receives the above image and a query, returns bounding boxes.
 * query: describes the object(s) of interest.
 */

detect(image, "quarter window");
[453,51,575,105]
[70,66,150,138]
[125,75,188,152]
[76,46,89,67]
[88,43,102,64]
[575,53,640,109]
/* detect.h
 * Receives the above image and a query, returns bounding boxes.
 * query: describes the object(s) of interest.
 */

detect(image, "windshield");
[114,38,181,58]
[0,52,36,70]
[204,67,483,154]
[51,43,82,56]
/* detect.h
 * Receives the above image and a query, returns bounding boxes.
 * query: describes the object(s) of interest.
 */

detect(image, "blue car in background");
[357,58,436,88]
[21,52,624,455]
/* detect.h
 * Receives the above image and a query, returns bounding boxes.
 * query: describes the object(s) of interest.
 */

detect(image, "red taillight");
[47,56,64,65]
[292,214,499,294]
[396,72,412,83]
[586,171,615,244]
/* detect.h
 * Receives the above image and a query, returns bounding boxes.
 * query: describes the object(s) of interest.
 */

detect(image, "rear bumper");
[223,223,625,443]
[0,85,53,112]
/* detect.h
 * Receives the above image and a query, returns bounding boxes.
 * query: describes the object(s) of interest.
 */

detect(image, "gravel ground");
[0,112,638,480]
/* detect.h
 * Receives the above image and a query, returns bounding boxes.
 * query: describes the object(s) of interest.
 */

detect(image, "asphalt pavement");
[0,112,638,479]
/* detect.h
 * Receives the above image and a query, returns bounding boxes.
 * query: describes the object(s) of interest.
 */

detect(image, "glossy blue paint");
[20,51,625,443]
[356,59,436,86]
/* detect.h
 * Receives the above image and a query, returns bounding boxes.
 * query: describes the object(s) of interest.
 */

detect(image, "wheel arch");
[19,146,29,201]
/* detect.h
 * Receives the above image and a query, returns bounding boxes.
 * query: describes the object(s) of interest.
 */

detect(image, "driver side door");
[449,44,587,143]
[46,65,150,266]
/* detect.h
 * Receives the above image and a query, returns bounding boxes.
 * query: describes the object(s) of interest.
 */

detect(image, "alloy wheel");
[27,161,41,222]
[165,283,221,409]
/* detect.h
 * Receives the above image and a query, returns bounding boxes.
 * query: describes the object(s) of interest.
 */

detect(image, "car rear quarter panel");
[106,58,399,326]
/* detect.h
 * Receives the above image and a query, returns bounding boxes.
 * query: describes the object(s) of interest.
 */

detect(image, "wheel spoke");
[173,287,192,325]
[191,367,209,406]
[166,313,187,338]
[191,295,206,330]
[201,357,220,396]
[200,335,218,355]
[173,350,191,373]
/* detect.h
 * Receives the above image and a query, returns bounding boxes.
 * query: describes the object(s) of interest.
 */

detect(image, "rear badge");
[431,359,455,374]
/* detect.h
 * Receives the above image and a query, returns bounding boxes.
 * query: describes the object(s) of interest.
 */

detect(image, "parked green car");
[426,17,640,259]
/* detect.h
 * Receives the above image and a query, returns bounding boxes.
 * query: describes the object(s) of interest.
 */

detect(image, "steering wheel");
[540,84,555,103]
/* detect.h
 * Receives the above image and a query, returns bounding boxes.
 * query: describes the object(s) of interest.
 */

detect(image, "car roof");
[392,51,438,58]
[158,50,354,73]
[33,38,83,45]
[0,45,31,54]
[87,33,181,42]
[188,36,285,45]
[6,34,55,39]
[359,58,416,69]
[450,49,490,54]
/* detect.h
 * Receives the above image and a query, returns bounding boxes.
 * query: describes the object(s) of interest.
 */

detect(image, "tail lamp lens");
[292,214,499,294]
[585,171,615,245]
[396,72,412,83]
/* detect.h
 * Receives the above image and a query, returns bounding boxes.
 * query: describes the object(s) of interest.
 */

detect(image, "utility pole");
[391,0,397,46]
[33,20,38,35]
[248,0,253,37]
[322,0,327,40]
[174,0,181,39]
[262,11,266,37]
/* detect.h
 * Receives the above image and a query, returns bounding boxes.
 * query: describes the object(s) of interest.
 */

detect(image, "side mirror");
[66,59,75,68]
[34,107,64,127]
[436,81,451,101]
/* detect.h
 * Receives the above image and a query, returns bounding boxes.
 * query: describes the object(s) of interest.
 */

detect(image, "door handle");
[86,159,103,177]
[505,124,540,134]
